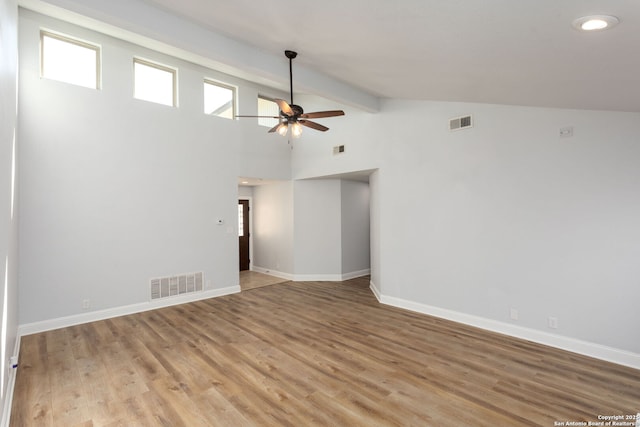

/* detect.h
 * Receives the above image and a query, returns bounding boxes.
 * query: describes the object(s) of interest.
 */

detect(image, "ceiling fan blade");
[300,110,345,119]
[274,99,294,116]
[267,123,281,133]
[299,119,329,132]
[236,115,280,118]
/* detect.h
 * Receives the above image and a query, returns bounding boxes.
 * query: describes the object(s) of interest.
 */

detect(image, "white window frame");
[40,30,101,89]
[133,57,178,107]
[204,78,236,119]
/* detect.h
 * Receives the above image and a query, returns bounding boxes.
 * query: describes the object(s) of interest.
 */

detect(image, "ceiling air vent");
[333,145,345,155]
[449,115,473,131]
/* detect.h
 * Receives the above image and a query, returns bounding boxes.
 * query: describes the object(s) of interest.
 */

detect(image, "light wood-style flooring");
[239,270,288,291]
[11,277,640,426]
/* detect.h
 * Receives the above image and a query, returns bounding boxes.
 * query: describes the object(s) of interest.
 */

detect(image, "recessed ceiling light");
[572,15,620,31]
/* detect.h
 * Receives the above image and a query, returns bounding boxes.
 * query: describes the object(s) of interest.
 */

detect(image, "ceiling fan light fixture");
[572,15,619,31]
[291,122,303,138]
[276,122,289,136]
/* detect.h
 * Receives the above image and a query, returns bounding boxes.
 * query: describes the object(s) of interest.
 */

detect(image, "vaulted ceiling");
[20,0,640,112]
[138,0,640,112]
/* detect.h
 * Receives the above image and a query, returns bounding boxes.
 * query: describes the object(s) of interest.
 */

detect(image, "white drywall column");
[293,180,342,278]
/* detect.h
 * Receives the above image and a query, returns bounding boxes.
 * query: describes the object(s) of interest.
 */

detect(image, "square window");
[258,96,280,128]
[41,31,100,89]
[204,79,235,119]
[134,58,177,107]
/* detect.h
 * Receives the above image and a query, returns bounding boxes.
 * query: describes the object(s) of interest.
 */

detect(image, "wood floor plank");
[11,277,640,426]
[11,334,54,426]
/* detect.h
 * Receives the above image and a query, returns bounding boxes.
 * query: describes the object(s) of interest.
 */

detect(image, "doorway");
[238,199,250,271]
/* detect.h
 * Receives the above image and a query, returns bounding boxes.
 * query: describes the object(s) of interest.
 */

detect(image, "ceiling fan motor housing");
[288,104,304,116]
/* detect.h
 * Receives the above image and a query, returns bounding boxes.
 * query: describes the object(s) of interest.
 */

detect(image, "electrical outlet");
[548,316,558,329]
[510,308,519,320]
[82,299,91,310]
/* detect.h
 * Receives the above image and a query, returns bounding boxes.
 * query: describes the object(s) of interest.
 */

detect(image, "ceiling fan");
[237,50,345,137]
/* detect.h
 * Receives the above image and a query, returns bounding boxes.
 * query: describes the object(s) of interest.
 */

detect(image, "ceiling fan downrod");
[285,50,297,106]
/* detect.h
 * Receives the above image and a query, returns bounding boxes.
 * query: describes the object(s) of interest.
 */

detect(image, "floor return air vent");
[150,272,204,300]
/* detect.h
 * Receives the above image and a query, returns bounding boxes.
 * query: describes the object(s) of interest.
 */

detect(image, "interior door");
[238,200,250,271]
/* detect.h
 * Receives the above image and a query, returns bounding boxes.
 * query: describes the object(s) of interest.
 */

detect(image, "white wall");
[377,100,640,355]
[0,0,19,421]
[293,179,342,278]
[340,180,370,276]
[18,10,291,324]
[252,181,294,276]
[238,186,253,198]
[291,97,640,362]
[291,95,380,180]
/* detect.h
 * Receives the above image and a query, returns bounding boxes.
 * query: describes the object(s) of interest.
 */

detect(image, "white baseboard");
[293,271,371,281]
[251,266,294,281]
[341,269,371,281]
[253,266,370,282]
[371,289,640,370]
[18,285,240,337]
[369,280,382,301]
[1,335,21,427]
[293,273,343,281]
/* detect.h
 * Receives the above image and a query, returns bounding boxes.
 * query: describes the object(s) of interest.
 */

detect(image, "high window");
[204,79,235,119]
[257,96,280,128]
[40,31,100,89]
[133,58,177,107]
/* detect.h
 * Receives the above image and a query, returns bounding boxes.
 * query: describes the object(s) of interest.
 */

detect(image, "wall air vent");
[150,271,203,300]
[449,115,473,131]
[333,145,345,155]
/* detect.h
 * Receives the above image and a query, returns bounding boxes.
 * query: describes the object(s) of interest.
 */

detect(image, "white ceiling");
[135,0,640,113]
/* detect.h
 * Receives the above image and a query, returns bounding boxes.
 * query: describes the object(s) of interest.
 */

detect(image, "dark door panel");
[239,200,250,271]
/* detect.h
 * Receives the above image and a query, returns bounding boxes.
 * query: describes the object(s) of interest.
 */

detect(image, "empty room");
[1,0,639,425]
